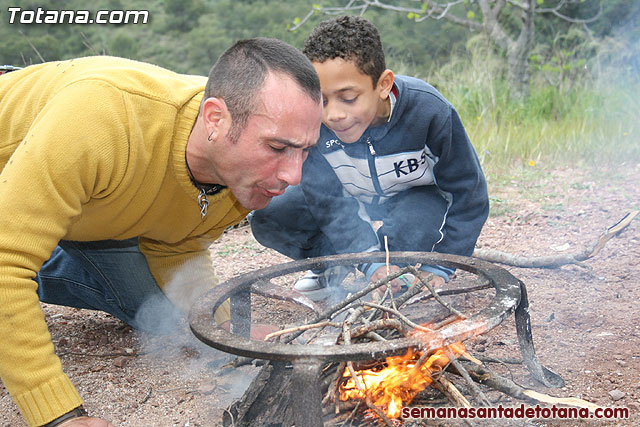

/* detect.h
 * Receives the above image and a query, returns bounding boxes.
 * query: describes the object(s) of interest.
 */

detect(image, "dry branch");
[407,266,464,317]
[448,357,492,407]
[431,375,471,408]
[451,361,601,412]
[473,211,638,268]
[263,321,341,341]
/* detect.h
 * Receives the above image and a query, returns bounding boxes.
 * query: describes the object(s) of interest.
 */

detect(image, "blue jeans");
[36,238,182,333]
[250,185,453,281]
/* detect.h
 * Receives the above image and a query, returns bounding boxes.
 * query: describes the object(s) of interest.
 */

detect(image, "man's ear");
[376,69,395,100]
[201,97,231,142]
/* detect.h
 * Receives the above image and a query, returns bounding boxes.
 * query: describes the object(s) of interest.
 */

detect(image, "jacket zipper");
[365,137,384,197]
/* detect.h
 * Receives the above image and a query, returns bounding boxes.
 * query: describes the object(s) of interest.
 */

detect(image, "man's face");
[215,73,322,210]
[313,58,389,144]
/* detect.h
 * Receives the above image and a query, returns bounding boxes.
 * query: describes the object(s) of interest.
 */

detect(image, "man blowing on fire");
[251,16,489,299]
[0,39,322,426]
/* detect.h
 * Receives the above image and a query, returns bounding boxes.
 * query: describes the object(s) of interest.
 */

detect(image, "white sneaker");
[294,266,354,301]
[294,271,329,301]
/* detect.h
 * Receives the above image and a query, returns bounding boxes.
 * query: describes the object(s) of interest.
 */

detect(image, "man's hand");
[58,417,114,427]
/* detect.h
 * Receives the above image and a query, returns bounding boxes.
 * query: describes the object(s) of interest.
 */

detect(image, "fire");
[339,343,466,418]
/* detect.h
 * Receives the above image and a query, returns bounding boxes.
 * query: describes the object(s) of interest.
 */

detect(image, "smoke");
[130,255,258,399]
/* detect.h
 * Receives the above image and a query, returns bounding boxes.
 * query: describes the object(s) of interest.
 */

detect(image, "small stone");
[58,337,69,346]
[197,382,217,395]
[609,389,626,401]
[113,356,130,368]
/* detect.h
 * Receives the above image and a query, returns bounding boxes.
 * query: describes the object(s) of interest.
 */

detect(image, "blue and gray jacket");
[299,75,489,281]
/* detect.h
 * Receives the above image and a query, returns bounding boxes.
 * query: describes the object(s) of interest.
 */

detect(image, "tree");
[292,0,602,100]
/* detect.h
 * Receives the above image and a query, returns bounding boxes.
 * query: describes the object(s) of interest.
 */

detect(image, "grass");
[423,44,640,176]
[216,240,263,257]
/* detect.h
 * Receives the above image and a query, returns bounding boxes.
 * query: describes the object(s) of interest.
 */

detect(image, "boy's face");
[313,58,393,143]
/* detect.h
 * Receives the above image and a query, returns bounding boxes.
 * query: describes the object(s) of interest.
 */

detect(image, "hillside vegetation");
[1,0,638,173]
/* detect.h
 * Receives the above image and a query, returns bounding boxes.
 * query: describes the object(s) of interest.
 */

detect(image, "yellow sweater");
[0,57,249,426]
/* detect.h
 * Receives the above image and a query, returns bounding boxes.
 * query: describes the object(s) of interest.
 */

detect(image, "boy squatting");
[250,15,489,300]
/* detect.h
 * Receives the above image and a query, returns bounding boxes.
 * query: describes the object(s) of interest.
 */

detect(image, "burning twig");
[473,210,638,268]
[341,306,373,421]
[343,400,362,426]
[323,363,345,407]
[364,398,395,427]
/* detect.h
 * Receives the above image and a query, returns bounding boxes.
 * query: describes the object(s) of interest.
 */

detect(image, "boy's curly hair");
[303,15,386,88]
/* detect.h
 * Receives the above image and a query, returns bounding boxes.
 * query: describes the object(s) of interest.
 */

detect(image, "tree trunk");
[507,0,536,101]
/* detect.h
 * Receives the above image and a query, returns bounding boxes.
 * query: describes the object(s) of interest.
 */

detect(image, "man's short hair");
[303,15,386,88]
[205,37,321,142]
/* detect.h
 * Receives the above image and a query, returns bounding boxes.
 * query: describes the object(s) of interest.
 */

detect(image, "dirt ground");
[1,164,639,426]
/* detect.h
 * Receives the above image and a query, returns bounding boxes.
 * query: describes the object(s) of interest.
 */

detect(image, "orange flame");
[339,343,466,418]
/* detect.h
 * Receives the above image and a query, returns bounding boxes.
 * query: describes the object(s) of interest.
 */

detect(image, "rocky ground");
[1,164,639,426]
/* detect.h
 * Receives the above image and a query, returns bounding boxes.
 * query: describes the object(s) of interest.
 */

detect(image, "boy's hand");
[369,266,446,295]
[421,273,445,289]
[369,265,407,294]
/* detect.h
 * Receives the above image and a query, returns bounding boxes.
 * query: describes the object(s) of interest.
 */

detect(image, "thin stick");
[18,30,45,62]
[384,236,390,276]
[407,266,464,318]
[57,351,145,358]
[340,304,396,426]
[349,318,407,340]
[430,314,464,330]
[140,386,152,404]
[343,400,362,426]
[383,235,398,311]
[322,362,346,406]
[362,302,435,335]
[264,321,341,341]
[431,374,471,408]
[393,272,430,307]
[476,356,523,365]
[346,362,365,394]
[364,397,394,427]
[408,348,436,382]
[448,356,492,406]
[364,331,387,342]
[403,282,493,306]
[448,361,538,403]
